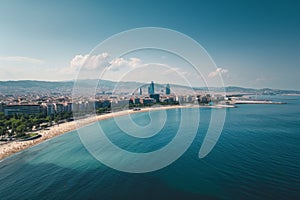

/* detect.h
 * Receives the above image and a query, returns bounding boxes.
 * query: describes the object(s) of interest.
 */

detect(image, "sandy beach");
[0,105,186,160]
[0,104,233,161]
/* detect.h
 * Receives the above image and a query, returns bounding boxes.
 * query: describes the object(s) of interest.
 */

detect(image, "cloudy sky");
[0,0,299,90]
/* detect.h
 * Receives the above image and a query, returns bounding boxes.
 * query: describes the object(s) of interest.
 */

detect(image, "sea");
[0,95,299,200]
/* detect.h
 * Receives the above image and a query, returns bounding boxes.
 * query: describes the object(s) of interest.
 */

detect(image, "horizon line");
[0,79,299,92]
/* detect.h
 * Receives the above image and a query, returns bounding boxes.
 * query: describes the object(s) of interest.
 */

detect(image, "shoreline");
[0,104,230,161]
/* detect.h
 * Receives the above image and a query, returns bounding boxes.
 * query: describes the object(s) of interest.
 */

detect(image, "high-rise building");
[148,81,155,95]
[43,103,55,116]
[64,102,73,113]
[139,88,142,95]
[55,103,64,113]
[166,83,171,95]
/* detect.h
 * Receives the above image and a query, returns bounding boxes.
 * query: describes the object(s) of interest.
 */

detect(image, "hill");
[0,80,299,95]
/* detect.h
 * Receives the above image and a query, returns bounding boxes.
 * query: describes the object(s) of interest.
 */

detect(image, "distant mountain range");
[0,80,299,95]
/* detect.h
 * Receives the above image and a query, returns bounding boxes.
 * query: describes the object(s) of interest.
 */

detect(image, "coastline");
[0,105,179,161]
[0,104,231,161]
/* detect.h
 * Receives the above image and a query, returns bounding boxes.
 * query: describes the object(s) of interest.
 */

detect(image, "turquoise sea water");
[0,96,299,200]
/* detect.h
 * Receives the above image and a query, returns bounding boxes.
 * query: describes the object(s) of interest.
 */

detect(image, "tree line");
[0,112,73,139]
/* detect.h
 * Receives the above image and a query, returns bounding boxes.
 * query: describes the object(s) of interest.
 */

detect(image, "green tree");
[54,117,59,126]
[0,112,5,120]
[31,117,40,129]
[0,127,5,138]
[25,120,33,131]
[46,116,52,126]
[16,124,26,137]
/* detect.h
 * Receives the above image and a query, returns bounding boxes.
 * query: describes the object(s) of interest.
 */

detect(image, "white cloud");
[208,67,229,78]
[65,53,202,87]
[62,53,147,80]
[108,57,141,71]
[69,53,110,71]
[65,53,144,74]
[0,56,43,64]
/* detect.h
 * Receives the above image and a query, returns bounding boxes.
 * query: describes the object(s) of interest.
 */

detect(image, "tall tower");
[166,83,171,95]
[148,81,155,95]
[139,88,142,95]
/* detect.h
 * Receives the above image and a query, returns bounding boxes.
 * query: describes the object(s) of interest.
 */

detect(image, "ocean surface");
[0,95,299,200]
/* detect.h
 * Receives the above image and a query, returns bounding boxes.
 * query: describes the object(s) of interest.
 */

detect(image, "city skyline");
[0,0,299,90]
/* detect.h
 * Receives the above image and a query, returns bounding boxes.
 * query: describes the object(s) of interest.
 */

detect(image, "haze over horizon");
[0,0,299,90]
[1,79,299,93]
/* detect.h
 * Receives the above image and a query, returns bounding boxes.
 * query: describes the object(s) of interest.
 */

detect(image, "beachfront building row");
[0,103,73,116]
[2,104,43,116]
[0,93,225,116]
[129,94,223,105]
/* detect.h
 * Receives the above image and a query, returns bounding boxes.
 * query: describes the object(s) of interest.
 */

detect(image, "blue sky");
[0,0,299,90]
